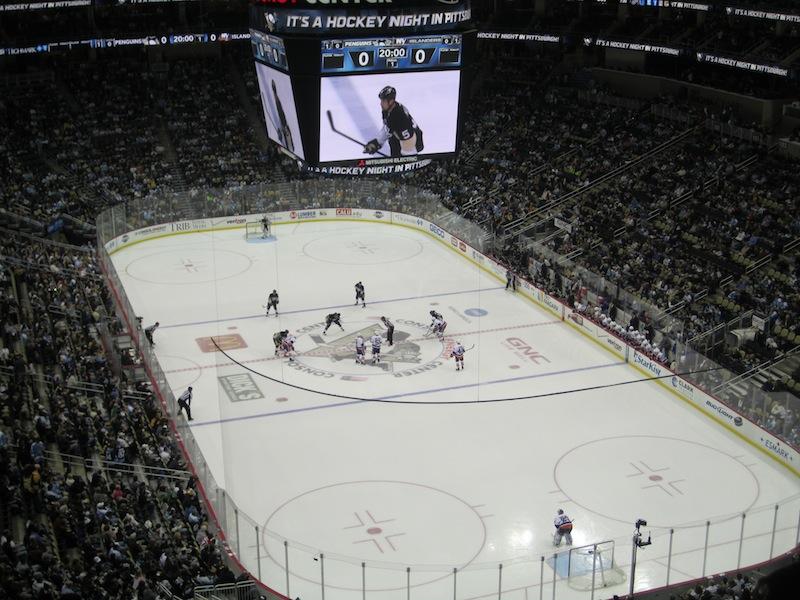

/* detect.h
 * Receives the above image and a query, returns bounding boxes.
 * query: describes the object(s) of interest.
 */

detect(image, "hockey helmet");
[378,86,396,101]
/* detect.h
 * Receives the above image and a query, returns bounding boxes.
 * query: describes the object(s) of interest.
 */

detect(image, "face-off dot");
[276,397,288,402]
[649,475,663,481]
[367,527,382,535]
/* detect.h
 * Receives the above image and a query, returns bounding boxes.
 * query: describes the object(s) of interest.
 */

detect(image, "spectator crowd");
[1,21,799,597]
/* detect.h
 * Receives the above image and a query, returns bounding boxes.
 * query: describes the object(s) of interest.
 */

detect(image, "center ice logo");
[292,319,444,378]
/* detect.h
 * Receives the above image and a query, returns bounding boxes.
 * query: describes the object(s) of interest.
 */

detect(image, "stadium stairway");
[502,123,701,240]
[157,121,190,193]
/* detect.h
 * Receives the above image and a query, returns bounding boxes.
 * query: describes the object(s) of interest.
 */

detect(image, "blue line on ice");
[187,361,625,427]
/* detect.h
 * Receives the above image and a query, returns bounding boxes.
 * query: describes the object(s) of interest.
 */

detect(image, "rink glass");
[96,181,800,600]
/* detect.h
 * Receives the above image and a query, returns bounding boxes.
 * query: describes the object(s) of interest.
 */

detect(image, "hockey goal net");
[565,540,626,591]
[245,219,271,239]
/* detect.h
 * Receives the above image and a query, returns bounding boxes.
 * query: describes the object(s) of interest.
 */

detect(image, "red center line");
[162,319,562,375]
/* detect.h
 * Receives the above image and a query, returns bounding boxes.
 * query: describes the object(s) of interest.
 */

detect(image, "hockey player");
[364,86,424,158]
[260,215,271,238]
[354,281,366,308]
[144,321,159,345]
[265,290,279,316]
[355,335,366,364]
[451,341,465,371]
[369,330,382,364]
[553,509,573,547]
[380,316,394,346]
[271,79,294,153]
[427,310,443,335]
[505,268,517,292]
[281,333,297,362]
[323,312,344,335]
[177,386,193,421]
[273,330,288,357]
[432,317,447,340]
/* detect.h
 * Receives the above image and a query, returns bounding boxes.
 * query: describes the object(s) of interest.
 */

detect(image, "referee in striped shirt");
[177,387,193,421]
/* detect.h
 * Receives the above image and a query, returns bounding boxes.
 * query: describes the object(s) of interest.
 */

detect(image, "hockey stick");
[326,110,390,158]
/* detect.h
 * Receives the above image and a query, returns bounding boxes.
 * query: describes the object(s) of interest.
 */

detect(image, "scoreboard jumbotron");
[321,35,462,73]
[249,0,475,174]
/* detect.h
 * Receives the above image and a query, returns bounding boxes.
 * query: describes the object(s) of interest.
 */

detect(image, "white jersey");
[355,336,365,352]
[452,343,465,357]
[433,318,444,329]
[370,334,382,349]
[554,513,572,529]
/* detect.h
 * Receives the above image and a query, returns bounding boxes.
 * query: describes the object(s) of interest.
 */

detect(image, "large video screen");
[255,61,305,160]
[319,70,461,164]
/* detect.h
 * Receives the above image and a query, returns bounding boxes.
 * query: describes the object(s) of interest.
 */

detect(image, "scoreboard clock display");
[249,0,475,172]
[321,34,462,73]
[250,30,288,71]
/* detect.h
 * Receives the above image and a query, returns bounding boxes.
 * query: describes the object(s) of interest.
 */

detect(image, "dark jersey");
[326,313,341,325]
[273,89,294,152]
[381,102,418,142]
[355,283,365,296]
[268,292,279,305]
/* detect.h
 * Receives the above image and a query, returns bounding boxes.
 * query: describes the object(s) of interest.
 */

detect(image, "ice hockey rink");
[109,220,800,600]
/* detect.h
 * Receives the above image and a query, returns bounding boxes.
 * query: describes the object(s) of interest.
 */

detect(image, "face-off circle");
[262,480,486,591]
[302,232,423,265]
[157,354,204,388]
[554,435,760,528]
[292,318,446,379]
[125,247,254,284]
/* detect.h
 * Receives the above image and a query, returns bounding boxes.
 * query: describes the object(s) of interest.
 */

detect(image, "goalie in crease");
[260,214,271,238]
[554,509,573,547]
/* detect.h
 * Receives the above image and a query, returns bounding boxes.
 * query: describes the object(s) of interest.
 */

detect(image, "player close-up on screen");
[255,61,305,160]
[320,70,460,163]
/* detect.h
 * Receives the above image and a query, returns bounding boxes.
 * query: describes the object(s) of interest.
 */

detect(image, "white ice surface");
[111,221,800,600]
